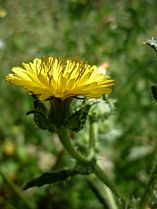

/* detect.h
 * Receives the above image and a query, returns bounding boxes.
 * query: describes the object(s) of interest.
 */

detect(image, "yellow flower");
[5,56,115,101]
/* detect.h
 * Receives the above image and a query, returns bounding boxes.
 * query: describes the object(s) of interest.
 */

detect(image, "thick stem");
[87,179,110,208]
[58,129,131,208]
[58,129,90,164]
[94,164,130,207]
[103,185,118,209]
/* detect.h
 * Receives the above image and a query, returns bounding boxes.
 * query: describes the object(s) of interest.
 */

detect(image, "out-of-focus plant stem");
[138,162,157,209]
[88,120,118,209]
[88,179,117,209]
[88,120,97,158]
[103,185,119,209]
[0,169,35,209]
[58,128,131,209]
[0,196,17,209]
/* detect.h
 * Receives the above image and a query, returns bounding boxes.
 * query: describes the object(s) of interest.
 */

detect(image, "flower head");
[5,56,114,101]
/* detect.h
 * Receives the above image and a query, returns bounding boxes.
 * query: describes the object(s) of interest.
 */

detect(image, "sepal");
[65,104,91,131]
[26,110,50,130]
[26,96,50,130]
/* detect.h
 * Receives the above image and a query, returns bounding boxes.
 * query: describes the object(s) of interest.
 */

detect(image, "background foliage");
[1,0,157,208]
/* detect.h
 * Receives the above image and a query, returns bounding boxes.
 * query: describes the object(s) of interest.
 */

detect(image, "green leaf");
[23,167,93,190]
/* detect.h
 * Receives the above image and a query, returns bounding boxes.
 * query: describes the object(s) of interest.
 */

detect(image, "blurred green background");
[1,0,157,208]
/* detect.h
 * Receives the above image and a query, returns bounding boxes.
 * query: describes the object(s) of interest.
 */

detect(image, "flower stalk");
[57,128,131,209]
